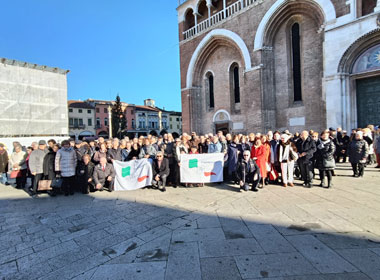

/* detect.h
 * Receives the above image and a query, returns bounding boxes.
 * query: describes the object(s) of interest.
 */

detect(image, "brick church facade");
[177,0,380,134]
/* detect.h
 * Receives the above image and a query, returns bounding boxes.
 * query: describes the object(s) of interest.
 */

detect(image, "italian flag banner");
[180,153,224,183]
[113,159,153,191]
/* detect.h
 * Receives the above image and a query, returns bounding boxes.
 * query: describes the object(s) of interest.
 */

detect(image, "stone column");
[108,105,112,138]
[375,0,380,11]
[223,0,226,18]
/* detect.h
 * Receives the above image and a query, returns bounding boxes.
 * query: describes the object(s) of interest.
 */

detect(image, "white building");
[68,101,96,140]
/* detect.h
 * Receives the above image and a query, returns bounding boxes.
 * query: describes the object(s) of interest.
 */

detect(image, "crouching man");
[236,150,261,192]
[93,157,116,192]
[152,151,169,192]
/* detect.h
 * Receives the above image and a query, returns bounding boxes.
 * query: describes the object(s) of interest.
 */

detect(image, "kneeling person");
[76,154,95,194]
[236,151,261,192]
[152,151,169,192]
[93,157,115,192]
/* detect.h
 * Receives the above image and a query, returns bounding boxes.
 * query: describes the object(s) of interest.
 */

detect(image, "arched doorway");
[338,29,380,130]
[213,110,231,135]
[352,44,380,127]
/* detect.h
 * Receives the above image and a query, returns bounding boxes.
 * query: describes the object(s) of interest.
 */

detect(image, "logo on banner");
[122,166,131,177]
[138,175,149,182]
[204,172,216,177]
[189,159,198,168]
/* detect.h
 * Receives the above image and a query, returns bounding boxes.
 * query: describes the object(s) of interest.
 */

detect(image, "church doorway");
[215,122,229,135]
[356,76,380,127]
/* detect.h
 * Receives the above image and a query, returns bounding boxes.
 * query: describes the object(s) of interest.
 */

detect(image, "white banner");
[180,153,224,183]
[113,159,153,191]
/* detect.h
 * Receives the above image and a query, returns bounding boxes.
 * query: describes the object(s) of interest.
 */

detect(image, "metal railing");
[183,0,259,40]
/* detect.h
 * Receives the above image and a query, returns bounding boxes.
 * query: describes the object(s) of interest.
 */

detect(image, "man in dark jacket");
[29,140,48,194]
[107,139,122,162]
[296,131,317,188]
[93,157,116,192]
[348,131,369,177]
[0,143,9,185]
[236,150,261,192]
[152,151,170,192]
[76,154,95,194]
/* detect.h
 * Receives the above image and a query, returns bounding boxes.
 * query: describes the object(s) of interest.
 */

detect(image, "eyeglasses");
[243,155,250,157]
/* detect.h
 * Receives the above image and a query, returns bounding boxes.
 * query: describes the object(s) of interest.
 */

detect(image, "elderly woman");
[236,150,261,192]
[251,137,267,188]
[9,144,28,189]
[348,131,369,177]
[315,131,336,188]
[278,134,298,187]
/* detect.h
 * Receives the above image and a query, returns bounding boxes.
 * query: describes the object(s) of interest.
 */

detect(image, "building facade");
[68,101,96,140]
[177,0,380,134]
[168,111,183,135]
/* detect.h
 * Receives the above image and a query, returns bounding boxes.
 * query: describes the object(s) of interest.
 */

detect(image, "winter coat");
[93,150,107,164]
[93,163,115,186]
[55,147,77,177]
[139,145,157,159]
[348,139,369,164]
[270,140,281,164]
[236,159,261,182]
[296,137,317,164]
[29,149,48,174]
[9,151,27,170]
[278,141,298,163]
[43,150,57,180]
[227,143,239,174]
[107,148,122,162]
[175,143,188,162]
[75,147,89,163]
[315,139,336,170]
[0,150,8,173]
[198,142,208,154]
[127,147,140,161]
[76,161,95,184]
[208,142,222,153]
[152,158,170,178]
[375,135,380,154]
[251,145,267,178]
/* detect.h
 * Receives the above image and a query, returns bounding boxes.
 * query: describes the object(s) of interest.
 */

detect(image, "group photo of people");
[0,124,378,197]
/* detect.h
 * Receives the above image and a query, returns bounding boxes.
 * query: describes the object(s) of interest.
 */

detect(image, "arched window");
[184,9,195,31]
[197,0,208,23]
[206,73,215,109]
[291,23,302,102]
[230,64,240,103]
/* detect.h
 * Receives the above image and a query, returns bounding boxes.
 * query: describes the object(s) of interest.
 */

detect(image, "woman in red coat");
[251,137,267,188]
[261,135,271,185]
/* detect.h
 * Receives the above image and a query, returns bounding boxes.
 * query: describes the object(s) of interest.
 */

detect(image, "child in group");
[189,145,204,187]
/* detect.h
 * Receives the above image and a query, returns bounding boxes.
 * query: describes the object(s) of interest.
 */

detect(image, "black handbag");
[51,177,63,188]
[323,158,335,169]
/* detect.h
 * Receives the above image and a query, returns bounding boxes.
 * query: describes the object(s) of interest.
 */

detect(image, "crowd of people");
[0,124,378,197]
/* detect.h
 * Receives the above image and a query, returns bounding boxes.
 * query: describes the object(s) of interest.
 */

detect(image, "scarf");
[279,142,291,162]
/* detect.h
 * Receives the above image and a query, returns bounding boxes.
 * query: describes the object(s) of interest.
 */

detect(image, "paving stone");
[106,247,140,264]
[337,248,380,280]
[286,235,359,273]
[136,232,171,262]
[137,225,172,242]
[219,216,253,239]
[172,228,225,243]
[0,261,18,279]
[248,224,297,253]
[234,253,319,279]
[199,238,264,258]
[197,215,221,228]
[103,237,145,259]
[90,262,166,280]
[244,272,371,279]
[166,242,202,280]
[201,257,242,280]
[314,232,380,250]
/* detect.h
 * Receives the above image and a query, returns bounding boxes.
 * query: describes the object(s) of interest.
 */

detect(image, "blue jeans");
[0,173,8,184]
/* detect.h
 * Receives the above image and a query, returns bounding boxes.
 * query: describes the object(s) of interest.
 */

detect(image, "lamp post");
[108,105,112,139]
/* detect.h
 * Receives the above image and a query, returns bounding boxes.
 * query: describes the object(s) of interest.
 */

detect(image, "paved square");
[0,163,380,280]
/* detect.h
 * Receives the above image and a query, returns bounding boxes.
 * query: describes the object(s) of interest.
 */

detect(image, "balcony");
[183,0,259,41]
[69,124,86,129]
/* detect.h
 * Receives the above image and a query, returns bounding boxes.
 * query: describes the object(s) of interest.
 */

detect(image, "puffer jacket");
[348,139,369,164]
[9,151,27,170]
[55,147,77,177]
[315,139,336,170]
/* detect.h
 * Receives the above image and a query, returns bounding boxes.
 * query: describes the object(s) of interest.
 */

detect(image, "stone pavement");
[1,163,380,280]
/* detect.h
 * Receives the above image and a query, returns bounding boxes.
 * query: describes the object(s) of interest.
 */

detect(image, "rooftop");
[68,100,95,109]
[0,57,69,75]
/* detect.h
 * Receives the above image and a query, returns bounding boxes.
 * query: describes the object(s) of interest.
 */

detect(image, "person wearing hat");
[0,143,9,185]
[29,140,48,195]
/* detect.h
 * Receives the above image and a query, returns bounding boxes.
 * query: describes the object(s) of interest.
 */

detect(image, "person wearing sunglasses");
[236,151,261,192]
[152,151,170,192]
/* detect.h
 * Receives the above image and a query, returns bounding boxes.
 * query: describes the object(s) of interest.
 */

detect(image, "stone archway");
[337,29,380,130]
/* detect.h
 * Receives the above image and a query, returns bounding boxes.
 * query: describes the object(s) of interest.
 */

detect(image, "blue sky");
[0,1,182,111]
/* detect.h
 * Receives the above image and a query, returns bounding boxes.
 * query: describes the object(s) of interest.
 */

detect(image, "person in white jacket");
[55,140,77,196]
